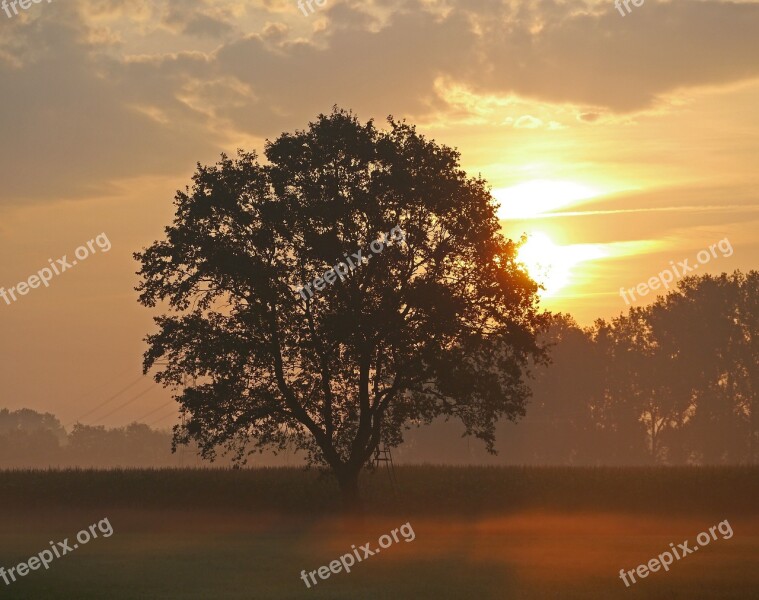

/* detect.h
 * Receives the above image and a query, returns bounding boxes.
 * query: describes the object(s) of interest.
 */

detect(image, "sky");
[1,0,758,428]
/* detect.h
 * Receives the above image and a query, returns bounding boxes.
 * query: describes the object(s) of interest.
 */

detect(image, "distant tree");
[66,424,117,467]
[0,409,66,468]
[572,270,759,466]
[648,271,759,463]
[134,108,547,508]
[736,271,759,463]
[0,408,66,439]
[593,308,687,464]
[496,313,602,464]
[65,422,200,468]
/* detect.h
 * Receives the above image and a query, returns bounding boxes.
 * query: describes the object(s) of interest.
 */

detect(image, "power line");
[88,385,158,426]
[67,374,147,427]
[148,410,179,428]
[132,401,175,423]
[75,365,136,402]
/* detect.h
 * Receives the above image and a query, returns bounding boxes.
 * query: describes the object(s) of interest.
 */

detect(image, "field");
[0,467,758,599]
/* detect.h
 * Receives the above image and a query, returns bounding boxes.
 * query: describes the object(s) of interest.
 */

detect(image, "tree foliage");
[134,108,546,504]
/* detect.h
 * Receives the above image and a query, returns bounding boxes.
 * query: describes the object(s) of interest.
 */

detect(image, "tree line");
[491,270,759,465]
[4,270,756,468]
[0,409,232,468]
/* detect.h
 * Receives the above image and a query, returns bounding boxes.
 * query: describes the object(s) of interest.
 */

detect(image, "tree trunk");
[750,390,757,465]
[337,468,363,514]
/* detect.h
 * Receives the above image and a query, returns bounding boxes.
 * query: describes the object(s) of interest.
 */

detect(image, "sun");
[517,232,568,296]
[517,231,606,297]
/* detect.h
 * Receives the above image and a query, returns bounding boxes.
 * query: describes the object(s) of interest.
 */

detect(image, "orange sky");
[1,0,758,427]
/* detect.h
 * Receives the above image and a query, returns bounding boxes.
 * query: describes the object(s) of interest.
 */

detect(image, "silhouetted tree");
[134,108,546,508]
[648,271,759,463]
[483,271,759,467]
[736,271,759,463]
[594,309,679,463]
[0,409,65,468]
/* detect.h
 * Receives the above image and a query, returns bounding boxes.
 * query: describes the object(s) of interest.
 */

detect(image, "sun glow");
[494,179,601,220]
[517,231,606,297]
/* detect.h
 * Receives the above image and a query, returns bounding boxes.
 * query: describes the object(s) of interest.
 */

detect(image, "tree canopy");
[134,108,547,507]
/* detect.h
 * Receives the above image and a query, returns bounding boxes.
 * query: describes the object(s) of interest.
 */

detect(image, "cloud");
[163,4,236,38]
[471,0,759,112]
[214,0,759,123]
[514,115,544,129]
[0,0,757,204]
[0,5,223,204]
[578,112,600,123]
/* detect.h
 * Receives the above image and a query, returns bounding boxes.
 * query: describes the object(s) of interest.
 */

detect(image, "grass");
[1,465,758,514]
[0,466,757,598]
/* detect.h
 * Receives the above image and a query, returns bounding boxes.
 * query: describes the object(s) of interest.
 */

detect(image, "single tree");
[135,108,546,509]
